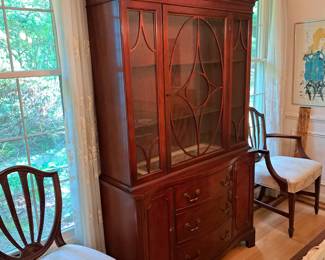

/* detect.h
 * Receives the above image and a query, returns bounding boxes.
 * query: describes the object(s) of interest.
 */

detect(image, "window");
[0,0,73,253]
[250,0,266,113]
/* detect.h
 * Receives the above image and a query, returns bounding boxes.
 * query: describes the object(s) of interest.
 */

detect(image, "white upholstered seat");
[41,244,115,260]
[255,156,323,193]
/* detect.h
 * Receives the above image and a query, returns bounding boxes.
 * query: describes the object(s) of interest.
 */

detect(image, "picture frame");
[293,20,325,107]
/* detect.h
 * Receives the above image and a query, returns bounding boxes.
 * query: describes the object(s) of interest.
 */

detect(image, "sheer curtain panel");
[52,0,105,251]
[264,0,288,154]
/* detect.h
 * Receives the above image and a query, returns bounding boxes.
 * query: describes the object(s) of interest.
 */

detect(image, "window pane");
[0,79,23,139]
[61,180,74,230]
[20,76,64,134]
[254,62,265,95]
[251,1,259,59]
[4,0,50,9]
[41,177,55,241]
[6,10,57,71]
[250,62,256,96]
[250,95,255,107]
[0,140,27,170]
[58,166,69,181]
[29,133,68,171]
[0,184,25,253]
[0,10,11,72]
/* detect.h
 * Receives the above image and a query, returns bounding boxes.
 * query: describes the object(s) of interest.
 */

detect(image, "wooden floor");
[223,192,325,260]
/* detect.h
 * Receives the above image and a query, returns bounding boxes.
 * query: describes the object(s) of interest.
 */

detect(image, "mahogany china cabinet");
[86,0,257,259]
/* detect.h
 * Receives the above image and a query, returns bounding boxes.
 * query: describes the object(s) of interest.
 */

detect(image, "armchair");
[249,107,322,237]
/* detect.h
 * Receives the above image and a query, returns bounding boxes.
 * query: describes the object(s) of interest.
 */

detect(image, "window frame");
[0,0,75,252]
[250,0,267,113]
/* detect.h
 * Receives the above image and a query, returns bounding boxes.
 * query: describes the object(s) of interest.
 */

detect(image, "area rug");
[291,230,325,260]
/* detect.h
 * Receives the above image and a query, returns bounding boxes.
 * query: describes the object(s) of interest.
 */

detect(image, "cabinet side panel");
[234,154,254,234]
[87,1,131,185]
[100,181,139,260]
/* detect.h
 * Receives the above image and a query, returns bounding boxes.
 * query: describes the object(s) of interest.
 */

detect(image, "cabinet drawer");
[175,221,232,260]
[174,167,232,211]
[176,199,231,244]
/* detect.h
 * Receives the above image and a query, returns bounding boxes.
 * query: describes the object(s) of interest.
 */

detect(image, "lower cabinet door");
[145,190,173,260]
[233,155,254,235]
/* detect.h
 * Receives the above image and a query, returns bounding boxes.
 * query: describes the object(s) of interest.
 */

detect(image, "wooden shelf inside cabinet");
[137,143,222,176]
[134,108,221,130]
[132,63,156,69]
[171,60,222,66]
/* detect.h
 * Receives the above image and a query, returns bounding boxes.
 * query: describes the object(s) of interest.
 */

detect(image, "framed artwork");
[293,20,325,106]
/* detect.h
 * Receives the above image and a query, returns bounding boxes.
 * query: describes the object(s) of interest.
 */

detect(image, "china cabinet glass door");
[231,18,249,145]
[166,11,225,166]
[128,7,163,178]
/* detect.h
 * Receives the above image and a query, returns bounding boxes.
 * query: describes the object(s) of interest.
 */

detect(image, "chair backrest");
[249,107,267,161]
[0,166,65,260]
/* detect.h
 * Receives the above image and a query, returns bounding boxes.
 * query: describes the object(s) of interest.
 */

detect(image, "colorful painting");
[293,20,325,106]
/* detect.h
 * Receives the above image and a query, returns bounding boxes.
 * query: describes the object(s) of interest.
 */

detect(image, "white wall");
[284,0,325,183]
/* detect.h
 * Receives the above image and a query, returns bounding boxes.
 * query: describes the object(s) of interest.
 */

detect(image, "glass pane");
[8,173,34,244]
[58,166,70,181]
[0,10,11,72]
[168,14,225,165]
[231,19,248,145]
[128,10,160,177]
[60,180,74,230]
[0,79,23,139]
[251,1,259,59]
[0,183,25,253]
[41,177,55,241]
[0,139,27,170]
[28,133,68,171]
[250,62,256,96]
[20,76,64,135]
[4,0,50,9]
[6,10,57,71]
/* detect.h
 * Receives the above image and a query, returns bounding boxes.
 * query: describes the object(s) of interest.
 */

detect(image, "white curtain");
[52,0,106,252]
[264,0,288,154]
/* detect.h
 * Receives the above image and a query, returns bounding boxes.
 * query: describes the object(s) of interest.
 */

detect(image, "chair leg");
[315,176,321,215]
[288,193,296,238]
[257,186,266,201]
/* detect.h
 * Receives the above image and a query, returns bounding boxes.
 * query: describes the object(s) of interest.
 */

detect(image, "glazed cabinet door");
[123,1,166,181]
[230,17,251,146]
[164,6,227,167]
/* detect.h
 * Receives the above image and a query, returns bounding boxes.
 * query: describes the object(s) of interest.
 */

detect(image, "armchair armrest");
[255,149,288,192]
[266,133,301,139]
[266,133,309,159]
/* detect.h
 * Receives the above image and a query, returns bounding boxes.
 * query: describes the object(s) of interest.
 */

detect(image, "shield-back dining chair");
[0,165,113,260]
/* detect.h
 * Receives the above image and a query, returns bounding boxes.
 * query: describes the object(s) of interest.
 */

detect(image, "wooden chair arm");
[266,133,301,139]
[266,133,309,159]
[255,149,288,192]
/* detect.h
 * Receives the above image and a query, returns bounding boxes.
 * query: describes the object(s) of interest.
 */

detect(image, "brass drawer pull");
[184,189,201,203]
[185,218,201,232]
[185,250,201,260]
